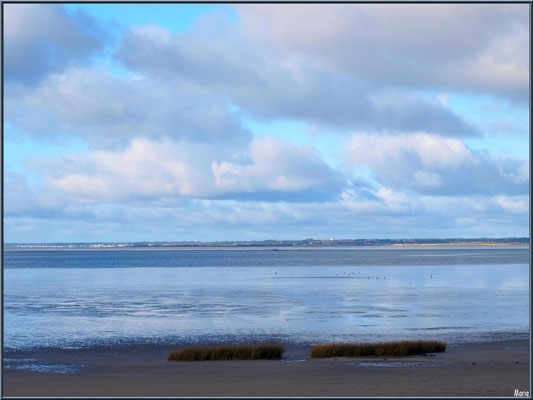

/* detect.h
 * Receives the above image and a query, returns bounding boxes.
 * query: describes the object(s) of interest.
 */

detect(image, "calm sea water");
[3,246,530,351]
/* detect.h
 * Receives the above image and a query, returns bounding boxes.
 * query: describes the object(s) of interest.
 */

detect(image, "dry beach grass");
[168,343,285,361]
[311,340,446,358]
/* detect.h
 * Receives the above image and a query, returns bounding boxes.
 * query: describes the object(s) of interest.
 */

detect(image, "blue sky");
[4,3,530,243]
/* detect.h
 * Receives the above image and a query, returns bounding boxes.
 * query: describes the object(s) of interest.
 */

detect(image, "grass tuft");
[168,343,285,361]
[310,340,446,358]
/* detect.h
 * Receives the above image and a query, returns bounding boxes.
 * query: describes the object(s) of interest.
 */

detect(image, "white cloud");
[5,187,529,242]
[6,67,248,148]
[4,172,64,218]
[4,4,104,84]
[495,196,529,214]
[31,137,345,204]
[212,136,343,194]
[236,4,528,102]
[6,161,529,242]
[345,132,528,195]
[412,171,442,188]
[39,139,231,201]
[114,14,479,136]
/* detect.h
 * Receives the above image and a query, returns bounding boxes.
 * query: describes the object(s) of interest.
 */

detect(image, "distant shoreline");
[5,236,530,250]
[389,242,529,247]
[4,242,529,251]
[4,244,530,251]
[5,242,530,250]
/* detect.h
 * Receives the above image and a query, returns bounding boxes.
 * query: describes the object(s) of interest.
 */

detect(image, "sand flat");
[3,339,530,397]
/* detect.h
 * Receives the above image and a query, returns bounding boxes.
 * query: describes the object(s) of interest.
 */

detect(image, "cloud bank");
[345,132,529,196]
[3,4,529,242]
[115,20,479,136]
[237,4,529,102]
[27,137,345,203]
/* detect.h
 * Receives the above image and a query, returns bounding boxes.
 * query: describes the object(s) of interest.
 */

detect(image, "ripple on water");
[347,361,452,368]
[4,359,87,374]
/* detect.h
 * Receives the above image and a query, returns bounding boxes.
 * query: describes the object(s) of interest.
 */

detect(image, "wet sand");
[3,339,530,397]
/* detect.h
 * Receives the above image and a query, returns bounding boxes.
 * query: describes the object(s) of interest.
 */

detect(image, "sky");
[3,3,530,243]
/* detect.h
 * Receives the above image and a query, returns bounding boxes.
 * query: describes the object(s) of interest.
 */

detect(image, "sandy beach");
[3,338,529,397]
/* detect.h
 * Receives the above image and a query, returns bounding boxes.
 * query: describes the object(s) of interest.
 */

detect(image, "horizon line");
[4,237,530,246]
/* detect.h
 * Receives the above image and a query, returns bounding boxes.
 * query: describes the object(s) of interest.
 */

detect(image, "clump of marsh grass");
[168,344,285,361]
[311,340,446,358]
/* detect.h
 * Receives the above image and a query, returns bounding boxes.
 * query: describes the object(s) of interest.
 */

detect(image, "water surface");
[4,246,529,351]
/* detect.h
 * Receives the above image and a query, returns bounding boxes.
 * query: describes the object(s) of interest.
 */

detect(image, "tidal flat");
[3,245,530,396]
[3,339,529,397]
